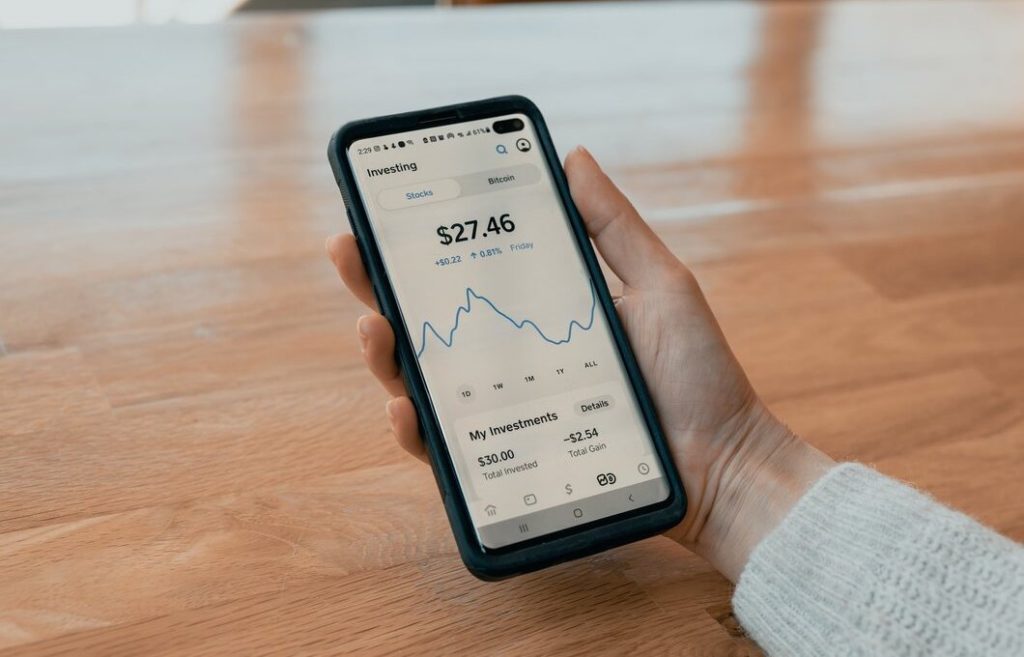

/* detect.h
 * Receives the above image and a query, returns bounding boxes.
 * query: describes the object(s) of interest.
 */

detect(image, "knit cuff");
[733,463,1024,657]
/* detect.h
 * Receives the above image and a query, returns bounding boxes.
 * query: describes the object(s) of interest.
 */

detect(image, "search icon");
[496,144,508,155]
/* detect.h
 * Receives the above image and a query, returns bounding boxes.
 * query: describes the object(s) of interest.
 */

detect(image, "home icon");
[485,504,497,517]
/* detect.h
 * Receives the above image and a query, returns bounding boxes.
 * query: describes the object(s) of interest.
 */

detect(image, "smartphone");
[327,96,685,579]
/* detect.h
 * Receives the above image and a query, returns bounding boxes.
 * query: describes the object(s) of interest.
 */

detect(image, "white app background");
[349,114,667,547]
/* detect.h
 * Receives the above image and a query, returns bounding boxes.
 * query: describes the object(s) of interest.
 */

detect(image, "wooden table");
[2,1,1022,654]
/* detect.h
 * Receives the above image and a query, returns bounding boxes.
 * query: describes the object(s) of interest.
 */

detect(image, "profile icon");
[515,138,532,153]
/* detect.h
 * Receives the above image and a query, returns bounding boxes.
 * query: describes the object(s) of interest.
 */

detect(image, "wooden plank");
[78,316,358,408]
[0,462,750,655]
[834,224,1024,300]
[773,367,1020,463]
[0,461,452,648]
[689,248,883,321]
[0,370,396,534]
[978,348,1024,402]
[0,256,346,352]
[0,554,737,657]
[876,417,1024,534]
[0,349,110,437]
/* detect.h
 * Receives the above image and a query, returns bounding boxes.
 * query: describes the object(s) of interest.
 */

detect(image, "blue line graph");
[415,281,597,358]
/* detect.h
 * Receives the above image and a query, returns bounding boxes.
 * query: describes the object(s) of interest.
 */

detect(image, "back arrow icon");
[628,494,634,502]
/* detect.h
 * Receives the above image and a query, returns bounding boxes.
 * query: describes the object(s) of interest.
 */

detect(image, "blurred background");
[1,0,525,29]
[2,1,1022,655]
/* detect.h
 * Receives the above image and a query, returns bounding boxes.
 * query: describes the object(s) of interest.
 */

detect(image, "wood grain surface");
[2,1,1022,655]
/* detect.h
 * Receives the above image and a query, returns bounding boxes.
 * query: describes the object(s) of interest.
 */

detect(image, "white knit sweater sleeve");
[732,463,1024,657]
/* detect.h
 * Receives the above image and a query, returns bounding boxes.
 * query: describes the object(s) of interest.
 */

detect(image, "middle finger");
[358,313,407,397]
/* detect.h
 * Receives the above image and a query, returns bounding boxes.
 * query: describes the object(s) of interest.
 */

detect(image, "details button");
[574,395,615,416]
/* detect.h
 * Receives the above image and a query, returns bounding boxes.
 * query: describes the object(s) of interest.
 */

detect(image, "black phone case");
[327,95,686,580]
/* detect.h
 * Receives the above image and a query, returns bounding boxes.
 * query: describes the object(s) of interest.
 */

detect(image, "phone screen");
[348,114,669,549]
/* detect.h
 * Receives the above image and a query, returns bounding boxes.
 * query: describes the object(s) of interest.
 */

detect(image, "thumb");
[564,146,678,289]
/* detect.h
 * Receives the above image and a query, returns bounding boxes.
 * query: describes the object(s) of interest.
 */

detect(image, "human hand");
[326,146,833,582]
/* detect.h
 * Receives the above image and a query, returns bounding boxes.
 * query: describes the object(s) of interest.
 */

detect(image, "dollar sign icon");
[564,483,573,496]
[436,225,453,245]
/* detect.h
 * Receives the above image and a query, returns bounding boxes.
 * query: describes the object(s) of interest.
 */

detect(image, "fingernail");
[325,235,338,261]
[575,145,594,161]
[357,316,369,351]
[385,399,396,422]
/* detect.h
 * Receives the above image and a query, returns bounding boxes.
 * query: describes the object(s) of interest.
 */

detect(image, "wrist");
[667,401,834,582]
